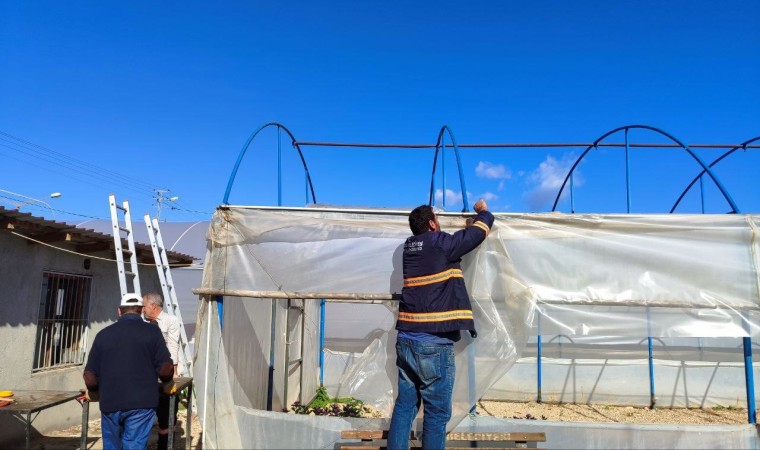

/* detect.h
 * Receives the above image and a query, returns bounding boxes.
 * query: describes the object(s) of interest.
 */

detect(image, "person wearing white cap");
[83,293,174,450]
[142,292,181,450]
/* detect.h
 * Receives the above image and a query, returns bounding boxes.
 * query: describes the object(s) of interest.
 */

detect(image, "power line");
[0,135,157,196]
[0,131,217,220]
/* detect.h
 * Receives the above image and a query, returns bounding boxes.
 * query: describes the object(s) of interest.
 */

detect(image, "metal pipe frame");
[670,136,760,213]
[223,122,317,205]
[427,125,470,212]
[551,125,740,213]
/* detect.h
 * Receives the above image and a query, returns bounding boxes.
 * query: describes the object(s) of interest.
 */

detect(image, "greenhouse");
[192,124,760,449]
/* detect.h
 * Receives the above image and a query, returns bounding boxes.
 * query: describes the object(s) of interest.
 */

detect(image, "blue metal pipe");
[744,336,757,423]
[699,176,705,214]
[670,136,759,213]
[277,127,282,206]
[441,137,446,210]
[570,173,575,213]
[468,335,477,414]
[537,314,542,403]
[319,299,326,386]
[223,122,317,205]
[266,299,277,411]
[216,295,224,330]
[428,126,470,212]
[646,308,655,408]
[625,129,631,213]
[552,125,740,213]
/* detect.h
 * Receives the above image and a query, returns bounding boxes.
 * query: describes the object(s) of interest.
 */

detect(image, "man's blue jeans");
[101,408,156,450]
[387,338,455,450]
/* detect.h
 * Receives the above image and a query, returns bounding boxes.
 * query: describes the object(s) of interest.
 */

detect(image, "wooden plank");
[341,430,545,443]
[448,448,546,450]
[342,430,385,439]
[341,429,408,440]
[447,432,546,442]
[194,287,400,301]
[341,446,544,450]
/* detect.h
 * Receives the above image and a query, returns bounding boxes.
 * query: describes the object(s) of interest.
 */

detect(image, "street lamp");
[0,188,61,219]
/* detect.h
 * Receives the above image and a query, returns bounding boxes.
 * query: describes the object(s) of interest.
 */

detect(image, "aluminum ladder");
[109,194,141,297]
[144,214,193,377]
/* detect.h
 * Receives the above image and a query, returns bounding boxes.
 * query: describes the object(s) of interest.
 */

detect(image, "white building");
[0,207,194,447]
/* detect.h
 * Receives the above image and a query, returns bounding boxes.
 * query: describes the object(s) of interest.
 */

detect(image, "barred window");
[33,272,92,372]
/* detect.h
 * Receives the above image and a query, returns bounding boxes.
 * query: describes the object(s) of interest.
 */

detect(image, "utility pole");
[154,189,178,222]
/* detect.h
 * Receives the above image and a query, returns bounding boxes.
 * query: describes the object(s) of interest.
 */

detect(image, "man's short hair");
[144,292,164,308]
[119,305,143,315]
[409,205,435,235]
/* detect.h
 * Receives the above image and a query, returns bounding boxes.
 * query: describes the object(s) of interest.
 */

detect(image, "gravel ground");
[477,400,748,425]
[30,410,202,450]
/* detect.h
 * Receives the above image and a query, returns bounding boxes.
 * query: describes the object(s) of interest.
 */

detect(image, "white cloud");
[434,190,500,210]
[434,189,464,207]
[524,154,583,210]
[475,161,512,180]
[480,192,499,202]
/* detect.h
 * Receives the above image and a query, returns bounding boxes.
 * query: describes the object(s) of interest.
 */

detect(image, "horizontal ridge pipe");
[293,141,760,149]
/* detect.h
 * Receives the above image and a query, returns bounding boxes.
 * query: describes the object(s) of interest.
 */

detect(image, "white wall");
[0,231,162,446]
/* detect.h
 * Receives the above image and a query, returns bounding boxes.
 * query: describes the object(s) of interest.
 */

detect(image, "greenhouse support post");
[319,299,326,386]
[267,299,277,411]
[217,296,224,330]
[743,336,757,423]
[645,306,655,409]
[537,313,542,403]
[468,335,476,414]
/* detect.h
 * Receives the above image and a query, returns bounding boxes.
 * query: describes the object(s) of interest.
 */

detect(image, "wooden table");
[0,389,89,450]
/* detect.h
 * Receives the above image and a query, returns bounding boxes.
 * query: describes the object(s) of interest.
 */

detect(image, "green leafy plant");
[290,386,373,418]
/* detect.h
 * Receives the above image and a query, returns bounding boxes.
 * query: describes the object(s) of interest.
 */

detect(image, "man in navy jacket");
[388,199,494,450]
[84,293,174,450]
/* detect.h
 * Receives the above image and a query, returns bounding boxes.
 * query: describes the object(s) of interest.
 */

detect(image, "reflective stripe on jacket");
[395,210,494,336]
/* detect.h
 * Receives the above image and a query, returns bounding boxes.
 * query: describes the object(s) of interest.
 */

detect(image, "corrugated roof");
[0,206,195,266]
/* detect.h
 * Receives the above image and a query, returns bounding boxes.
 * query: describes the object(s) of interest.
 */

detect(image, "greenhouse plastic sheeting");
[195,207,760,448]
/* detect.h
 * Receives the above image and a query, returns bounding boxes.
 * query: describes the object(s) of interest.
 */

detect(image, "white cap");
[120,293,143,307]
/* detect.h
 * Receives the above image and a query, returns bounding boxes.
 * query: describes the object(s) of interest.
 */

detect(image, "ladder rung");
[124,271,136,278]
[119,226,131,233]
[115,204,127,212]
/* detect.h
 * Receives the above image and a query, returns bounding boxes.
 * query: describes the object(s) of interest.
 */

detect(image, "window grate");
[33,272,92,372]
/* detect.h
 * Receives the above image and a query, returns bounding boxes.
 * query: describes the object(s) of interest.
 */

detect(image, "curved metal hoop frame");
[427,125,470,212]
[223,122,317,205]
[550,125,740,213]
[670,136,760,213]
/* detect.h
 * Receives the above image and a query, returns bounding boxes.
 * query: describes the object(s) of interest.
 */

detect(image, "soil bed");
[477,400,748,425]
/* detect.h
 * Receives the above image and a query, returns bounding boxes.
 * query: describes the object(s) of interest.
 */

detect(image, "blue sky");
[1,1,758,222]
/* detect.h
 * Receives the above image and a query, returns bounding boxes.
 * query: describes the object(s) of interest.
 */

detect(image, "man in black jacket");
[387,199,494,450]
[83,293,174,450]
